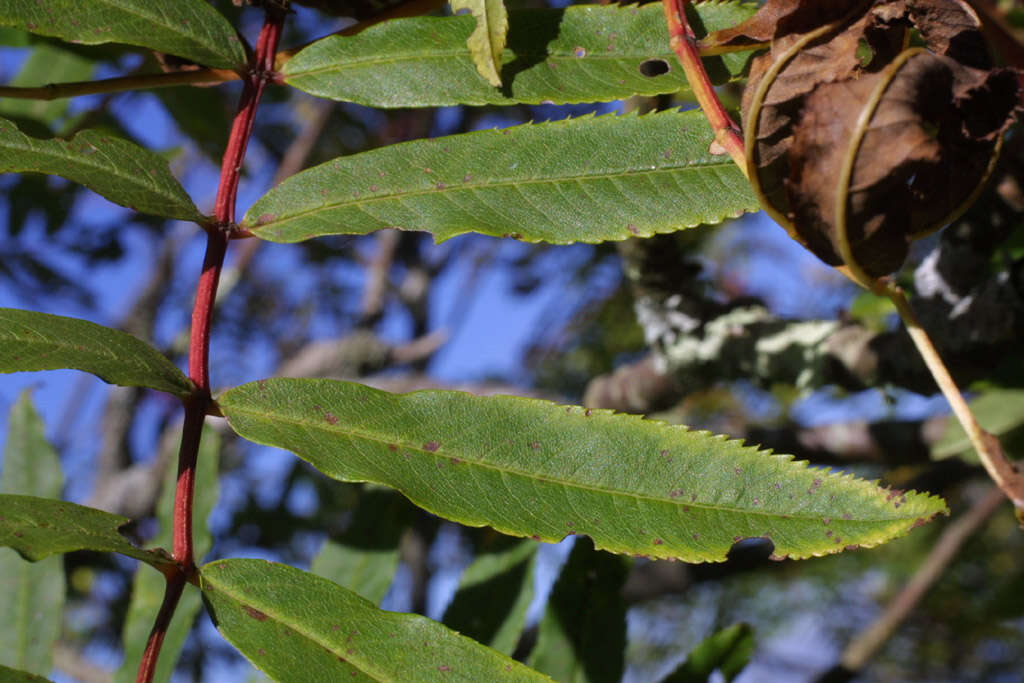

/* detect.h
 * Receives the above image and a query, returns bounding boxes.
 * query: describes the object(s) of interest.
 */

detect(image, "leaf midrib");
[225,403,917,525]
[250,161,735,229]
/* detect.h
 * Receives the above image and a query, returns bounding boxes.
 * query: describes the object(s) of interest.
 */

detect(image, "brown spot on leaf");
[324,413,338,425]
[653,538,664,545]
[242,606,268,621]
[529,441,540,450]
[423,441,440,452]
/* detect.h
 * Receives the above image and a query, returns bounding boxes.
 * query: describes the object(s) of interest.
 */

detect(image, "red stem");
[136,6,287,683]
[662,0,748,174]
[134,575,186,682]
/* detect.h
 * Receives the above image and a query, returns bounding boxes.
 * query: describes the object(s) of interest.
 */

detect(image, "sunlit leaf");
[243,110,757,245]
[0,117,204,223]
[0,394,64,676]
[199,558,550,681]
[442,535,537,655]
[311,488,412,605]
[0,0,246,68]
[661,623,754,683]
[0,309,194,399]
[528,538,628,683]
[115,425,220,683]
[451,0,508,88]
[283,3,756,106]
[218,378,949,563]
[0,495,174,571]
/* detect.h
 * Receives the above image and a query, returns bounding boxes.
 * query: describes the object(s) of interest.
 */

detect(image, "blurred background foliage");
[1,0,1023,681]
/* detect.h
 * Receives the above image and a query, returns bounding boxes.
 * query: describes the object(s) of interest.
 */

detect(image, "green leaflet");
[311,488,412,605]
[661,623,754,683]
[528,538,628,683]
[0,395,64,676]
[283,3,757,107]
[442,535,537,655]
[0,495,175,571]
[451,0,508,88]
[932,388,1024,463]
[0,118,204,223]
[115,426,220,683]
[0,665,53,682]
[0,0,246,68]
[218,378,949,563]
[243,110,757,245]
[0,309,194,399]
[199,558,550,682]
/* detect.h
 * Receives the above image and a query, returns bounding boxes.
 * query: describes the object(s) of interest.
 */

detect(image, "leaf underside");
[0,396,64,676]
[219,379,948,563]
[0,495,173,571]
[200,558,550,682]
[0,118,203,223]
[243,109,758,245]
[0,308,194,399]
[283,3,757,107]
[0,0,246,68]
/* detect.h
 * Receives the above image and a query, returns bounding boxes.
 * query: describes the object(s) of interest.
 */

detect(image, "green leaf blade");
[0,394,64,676]
[442,536,537,655]
[661,623,754,683]
[0,494,174,571]
[311,489,412,605]
[243,110,758,245]
[0,118,203,223]
[218,379,949,563]
[199,558,550,682]
[0,309,194,399]
[528,538,628,683]
[0,0,246,68]
[283,4,757,107]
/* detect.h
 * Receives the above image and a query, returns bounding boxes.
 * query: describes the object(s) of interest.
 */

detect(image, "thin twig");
[884,286,1024,511]
[836,486,1006,675]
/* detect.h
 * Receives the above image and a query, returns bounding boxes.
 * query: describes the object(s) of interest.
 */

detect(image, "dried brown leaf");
[740,0,1019,277]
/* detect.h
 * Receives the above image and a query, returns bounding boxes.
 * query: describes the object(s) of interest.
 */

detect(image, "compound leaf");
[218,378,948,563]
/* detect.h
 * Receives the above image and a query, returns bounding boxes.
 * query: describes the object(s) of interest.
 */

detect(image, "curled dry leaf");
[706,0,1020,278]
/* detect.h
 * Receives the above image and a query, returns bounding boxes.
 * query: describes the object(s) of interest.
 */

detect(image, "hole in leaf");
[639,58,670,77]
[726,536,775,566]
